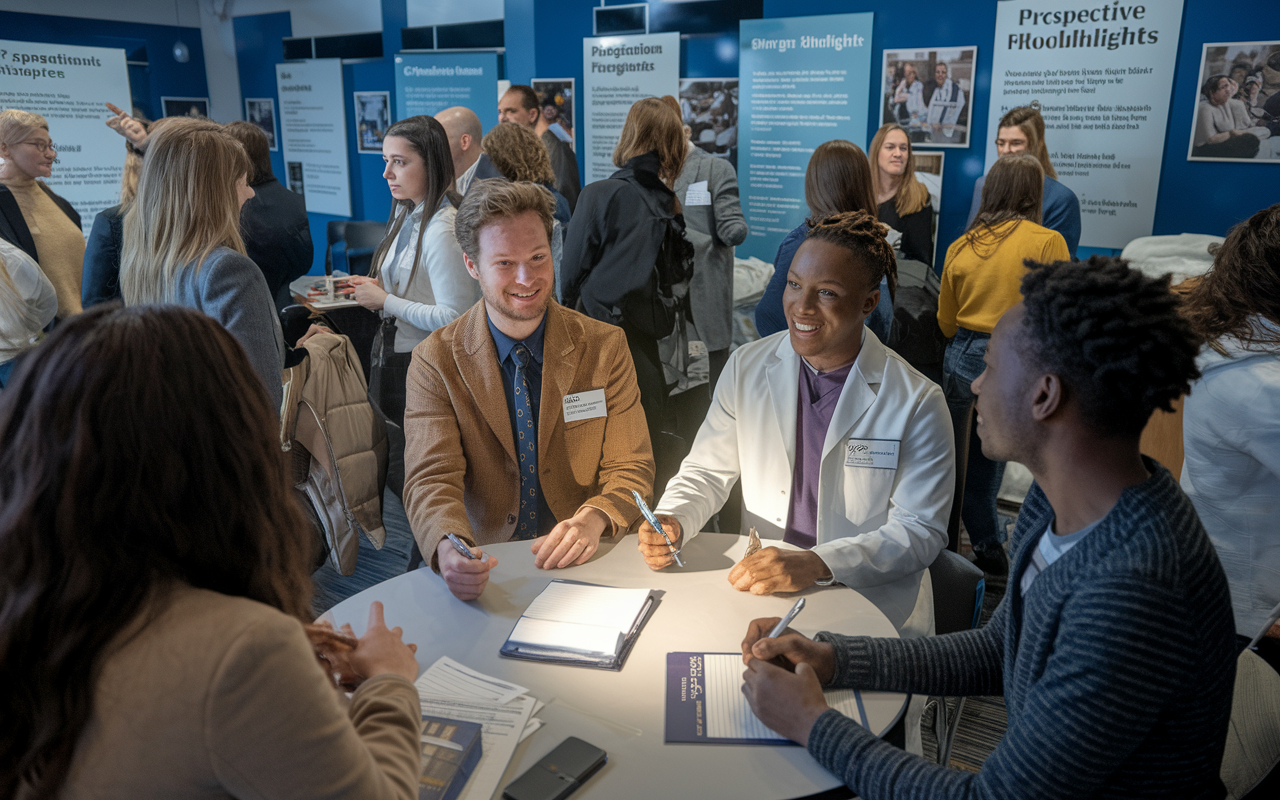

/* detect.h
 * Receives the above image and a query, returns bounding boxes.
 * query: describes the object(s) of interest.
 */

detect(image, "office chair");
[926,548,985,767]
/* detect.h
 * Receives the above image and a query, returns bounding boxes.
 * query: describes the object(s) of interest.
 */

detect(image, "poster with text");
[985,0,1184,249]
[583,32,680,184]
[881,47,976,147]
[394,52,499,134]
[679,78,738,168]
[738,13,874,262]
[276,59,351,217]
[0,39,131,230]
[1187,42,1280,163]
[532,79,575,152]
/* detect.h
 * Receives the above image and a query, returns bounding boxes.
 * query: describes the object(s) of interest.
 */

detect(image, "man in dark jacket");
[499,85,580,213]
[225,121,313,310]
[740,257,1237,800]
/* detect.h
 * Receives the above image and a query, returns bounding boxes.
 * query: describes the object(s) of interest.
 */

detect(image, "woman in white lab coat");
[641,210,954,641]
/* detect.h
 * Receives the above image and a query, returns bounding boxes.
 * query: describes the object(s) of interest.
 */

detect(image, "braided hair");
[1019,256,1202,438]
[805,210,898,300]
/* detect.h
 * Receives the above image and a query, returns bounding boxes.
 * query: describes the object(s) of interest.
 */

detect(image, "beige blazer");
[404,300,654,565]
[52,585,421,800]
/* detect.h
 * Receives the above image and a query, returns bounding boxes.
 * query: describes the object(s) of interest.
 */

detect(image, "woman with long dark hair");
[0,305,422,799]
[347,115,480,425]
[1181,203,1280,673]
[938,153,1070,575]
[754,140,896,342]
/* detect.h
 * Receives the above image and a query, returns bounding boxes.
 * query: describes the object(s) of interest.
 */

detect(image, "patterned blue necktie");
[513,343,539,540]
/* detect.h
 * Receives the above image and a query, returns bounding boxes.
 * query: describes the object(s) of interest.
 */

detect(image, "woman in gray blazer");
[672,137,748,390]
[118,118,285,412]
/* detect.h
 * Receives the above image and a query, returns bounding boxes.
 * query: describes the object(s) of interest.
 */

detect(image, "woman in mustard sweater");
[939,153,1069,574]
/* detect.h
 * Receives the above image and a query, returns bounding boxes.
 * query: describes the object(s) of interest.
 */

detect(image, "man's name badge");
[563,389,607,423]
[845,439,899,470]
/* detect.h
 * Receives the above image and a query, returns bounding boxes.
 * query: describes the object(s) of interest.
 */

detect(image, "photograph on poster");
[354,91,391,153]
[679,79,738,168]
[162,97,209,119]
[1188,41,1280,162]
[881,48,975,147]
[286,162,305,196]
[532,79,575,151]
[244,98,276,150]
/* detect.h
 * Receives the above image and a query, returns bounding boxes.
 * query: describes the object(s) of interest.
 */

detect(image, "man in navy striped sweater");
[741,256,1238,798]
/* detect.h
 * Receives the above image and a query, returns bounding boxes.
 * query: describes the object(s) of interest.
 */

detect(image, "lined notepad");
[501,581,656,669]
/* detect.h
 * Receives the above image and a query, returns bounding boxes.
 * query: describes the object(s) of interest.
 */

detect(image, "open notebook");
[500,580,657,670]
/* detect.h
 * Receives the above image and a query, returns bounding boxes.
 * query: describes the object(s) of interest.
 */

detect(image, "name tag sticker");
[563,389,607,423]
[684,180,712,207]
[845,439,899,470]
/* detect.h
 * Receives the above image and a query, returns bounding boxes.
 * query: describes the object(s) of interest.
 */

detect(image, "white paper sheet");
[703,654,868,740]
[415,656,528,705]
[418,694,536,800]
[522,581,651,630]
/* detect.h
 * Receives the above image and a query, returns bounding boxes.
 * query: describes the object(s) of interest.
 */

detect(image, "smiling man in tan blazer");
[404,179,654,600]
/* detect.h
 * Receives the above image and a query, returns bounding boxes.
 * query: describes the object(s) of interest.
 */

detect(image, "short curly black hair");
[1019,256,1202,438]
[804,210,898,299]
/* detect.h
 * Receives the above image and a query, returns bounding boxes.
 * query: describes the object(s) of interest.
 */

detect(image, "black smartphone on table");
[502,736,607,800]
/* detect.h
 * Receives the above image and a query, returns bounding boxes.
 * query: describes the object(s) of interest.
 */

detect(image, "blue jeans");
[943,328,1007,548]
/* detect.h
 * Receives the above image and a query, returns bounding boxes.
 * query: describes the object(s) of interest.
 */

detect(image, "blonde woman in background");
[0,238,57,387]
[83,114,164,308]
[869,122,935,268]
[0,108,83,319]
[119,117,284,412]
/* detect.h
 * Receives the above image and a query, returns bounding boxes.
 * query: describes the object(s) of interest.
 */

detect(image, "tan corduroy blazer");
[404,300,655,565]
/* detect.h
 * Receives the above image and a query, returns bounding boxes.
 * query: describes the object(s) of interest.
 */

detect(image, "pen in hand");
[446,533,490,562]
[632,490,684,567]
[768,597,806,640]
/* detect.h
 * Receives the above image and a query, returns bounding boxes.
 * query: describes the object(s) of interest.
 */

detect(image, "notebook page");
[522,581,652,630]
[509,617,623,655]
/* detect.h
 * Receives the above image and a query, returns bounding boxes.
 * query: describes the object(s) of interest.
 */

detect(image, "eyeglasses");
[19,140,57,154]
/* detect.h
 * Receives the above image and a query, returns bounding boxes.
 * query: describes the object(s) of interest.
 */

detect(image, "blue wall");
[0,9,209,123]
[515,0,1280,261]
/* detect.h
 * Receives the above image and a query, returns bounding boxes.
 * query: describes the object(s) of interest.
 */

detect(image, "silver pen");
[446,533,489,562]
[768,597,806,639]
[631,490,684,567]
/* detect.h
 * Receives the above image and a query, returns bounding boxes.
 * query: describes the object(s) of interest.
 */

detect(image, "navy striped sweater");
[810,461,1237,799]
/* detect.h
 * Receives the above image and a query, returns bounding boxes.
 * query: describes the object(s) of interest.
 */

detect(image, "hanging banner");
[0,39,131,231]
[393,52,500,133]
[582,31,680,184]
[985,0,1184,249]
[276,59,351,218]
[737,13,874,262]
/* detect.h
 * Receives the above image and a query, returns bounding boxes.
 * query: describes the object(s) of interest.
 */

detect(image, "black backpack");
[617,172,694,340]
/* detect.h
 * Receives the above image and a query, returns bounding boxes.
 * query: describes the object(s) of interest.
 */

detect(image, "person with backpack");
[638,210,954,643]
[561,97,693,474]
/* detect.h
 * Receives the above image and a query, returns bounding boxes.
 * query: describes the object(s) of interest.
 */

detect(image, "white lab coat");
[656,329,955,639]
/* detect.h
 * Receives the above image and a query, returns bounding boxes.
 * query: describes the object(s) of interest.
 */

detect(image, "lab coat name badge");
[563,389,608,422]
[845,439,899,470]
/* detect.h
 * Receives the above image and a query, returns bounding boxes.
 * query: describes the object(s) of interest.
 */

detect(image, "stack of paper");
[415,657,544,800]
[502,580,656,669]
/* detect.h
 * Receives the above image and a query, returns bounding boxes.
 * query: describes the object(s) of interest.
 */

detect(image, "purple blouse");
[784,360,854,549]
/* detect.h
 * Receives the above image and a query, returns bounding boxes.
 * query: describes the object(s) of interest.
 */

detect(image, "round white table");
[326,532,906,800]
